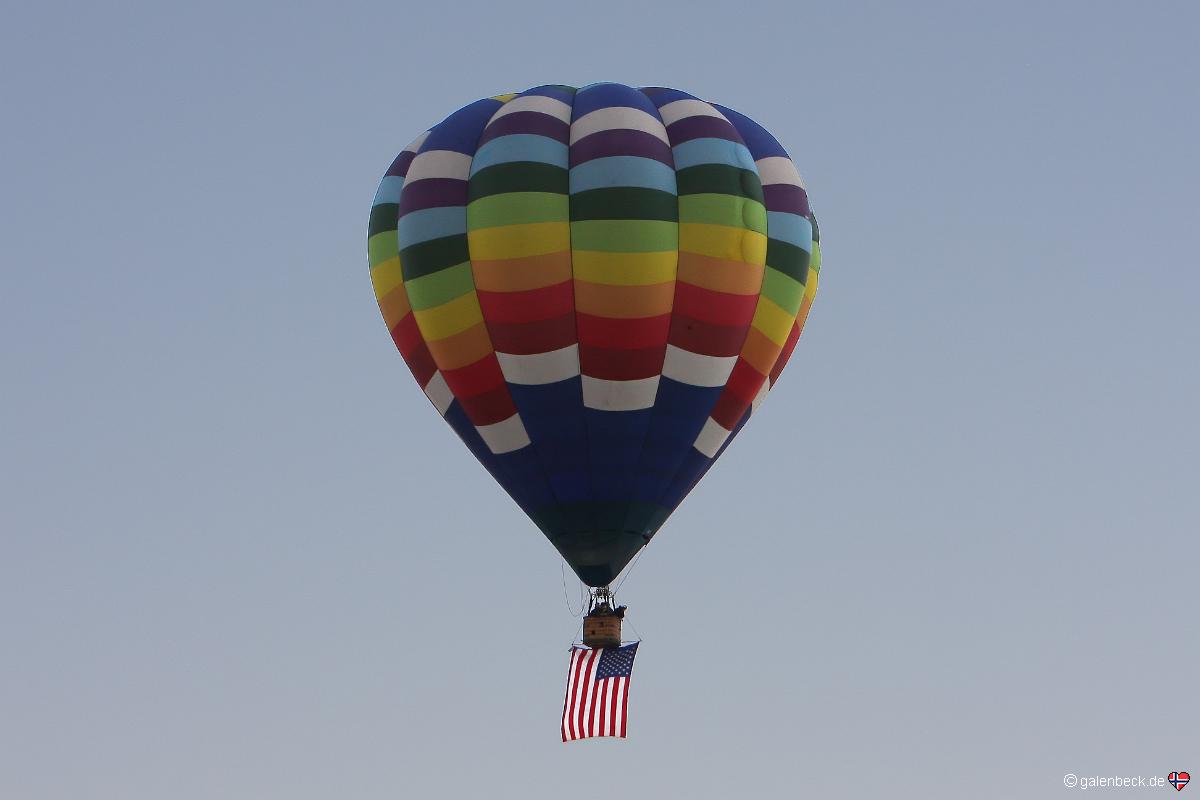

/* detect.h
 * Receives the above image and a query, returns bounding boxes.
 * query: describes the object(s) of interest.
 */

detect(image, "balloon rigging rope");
[561,561,586,618]
[612,545,647,596]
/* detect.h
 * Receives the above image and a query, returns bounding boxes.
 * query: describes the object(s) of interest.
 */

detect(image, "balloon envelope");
[367,83,821,586]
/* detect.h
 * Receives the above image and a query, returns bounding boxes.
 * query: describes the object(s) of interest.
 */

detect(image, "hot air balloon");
[366,83,821,645]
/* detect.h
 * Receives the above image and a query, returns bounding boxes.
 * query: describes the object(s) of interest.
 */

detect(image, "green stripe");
[467,192,568,229]
[569,219,677,252]
[399,234,470,281]
[810,240,822,274]
[678,194,766,233]
[367,231,397,268]
[368,203,398,238]
[760,267,805,315]
[531,501,669,539]
[765,238,811,284]
[468,162,567,200]
[404,261,476,311]
[675,164,764,201]
[569,187,677,222]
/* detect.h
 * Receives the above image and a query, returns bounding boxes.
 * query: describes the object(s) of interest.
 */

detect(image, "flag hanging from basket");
[560,643,639,742]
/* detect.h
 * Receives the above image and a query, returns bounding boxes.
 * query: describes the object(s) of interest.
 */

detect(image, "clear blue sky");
[2,1,1197,798]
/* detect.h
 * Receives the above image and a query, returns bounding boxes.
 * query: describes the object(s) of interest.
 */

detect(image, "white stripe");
[422,371,452,416]
[582,375,659,411]
[488,94,573,124]
[750,377,771,414]
[656,98,725,127]
[661,345,737,388]
[403,131,430,154]
[569,107,670,145]
[561,652,580,743]
[580,659,595,738]
[562,650,579,740]
[475,414,530,454]
[604,678,616,736]
[693,417,732,458]
[573,650,596,740]
[756,156,805,188]
[404,150,473,183]
[614,678,626,737]
[496,345,579,385]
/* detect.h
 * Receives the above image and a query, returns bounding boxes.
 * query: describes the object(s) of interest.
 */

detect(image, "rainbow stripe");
[369,84,821,586]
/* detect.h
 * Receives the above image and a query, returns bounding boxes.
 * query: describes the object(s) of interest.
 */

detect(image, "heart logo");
[1169,772,1191,791]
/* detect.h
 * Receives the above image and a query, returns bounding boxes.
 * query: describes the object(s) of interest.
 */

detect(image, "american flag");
[561,643,639,742]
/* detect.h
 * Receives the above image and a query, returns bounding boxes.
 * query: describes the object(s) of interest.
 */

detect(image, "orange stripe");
[573,280,674,319]
[424,321,494,370]
[794,294,814,338]
[739,326,782,376]
[472,251,572,292]
[376,284,411,328]
[676,252,764,295]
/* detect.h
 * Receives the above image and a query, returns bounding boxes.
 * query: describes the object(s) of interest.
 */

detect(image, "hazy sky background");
[3,1,1197,798]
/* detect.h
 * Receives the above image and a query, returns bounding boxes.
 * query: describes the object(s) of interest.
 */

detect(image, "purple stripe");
[762,184,810,217]
[665,115,740,146]
[397,178,467,216]
[385,151,416,177]
[478,112,570,146]
[569,129,674,168]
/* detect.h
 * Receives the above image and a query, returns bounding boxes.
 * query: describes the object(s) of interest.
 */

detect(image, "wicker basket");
[582,614,622,649]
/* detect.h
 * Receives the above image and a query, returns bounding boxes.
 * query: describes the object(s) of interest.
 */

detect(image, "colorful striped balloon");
[367,84,822,587]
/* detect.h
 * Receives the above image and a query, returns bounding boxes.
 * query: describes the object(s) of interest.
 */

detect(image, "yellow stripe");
[750,296,796,347]
[370,256,405,299]
[492,92,518,102]
[412,291,484,341]
[679,223,767,264]
[467,222,569,260]
[571,250,677,286]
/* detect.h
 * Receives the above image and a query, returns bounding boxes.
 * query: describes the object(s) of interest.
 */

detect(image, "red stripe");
[607,678,618,737]
[578,344,665,381]
[769,321,801,386]
[565,650,586,741]
[441,355,505,398]
[667,314,748,357]
[486,314,577,355]
[576,650,599,740]
[586,674,602,737]
[710,359,766,429]
[455,384,516,426]
[673,282,759,326]
[619,677,630,738]
[477,282,573,324]
[576,313,670,350]
[561,650,577,742]
[391,315,437,384]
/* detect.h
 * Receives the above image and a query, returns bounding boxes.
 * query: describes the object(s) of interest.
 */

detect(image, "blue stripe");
[422,98,503,155]
[584,408,655,502]
[671,137,757,171]
[521,84,576,103]
[641,87,695,108]
[573,82,660,119]
[624,378,722,505]
[509,379,592,504]
[714,104,789,160]
[470,134,568,173]
[767,212,813,251]
[397,206,466,246]
[373,175,405,205]
[569,156,678,193]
